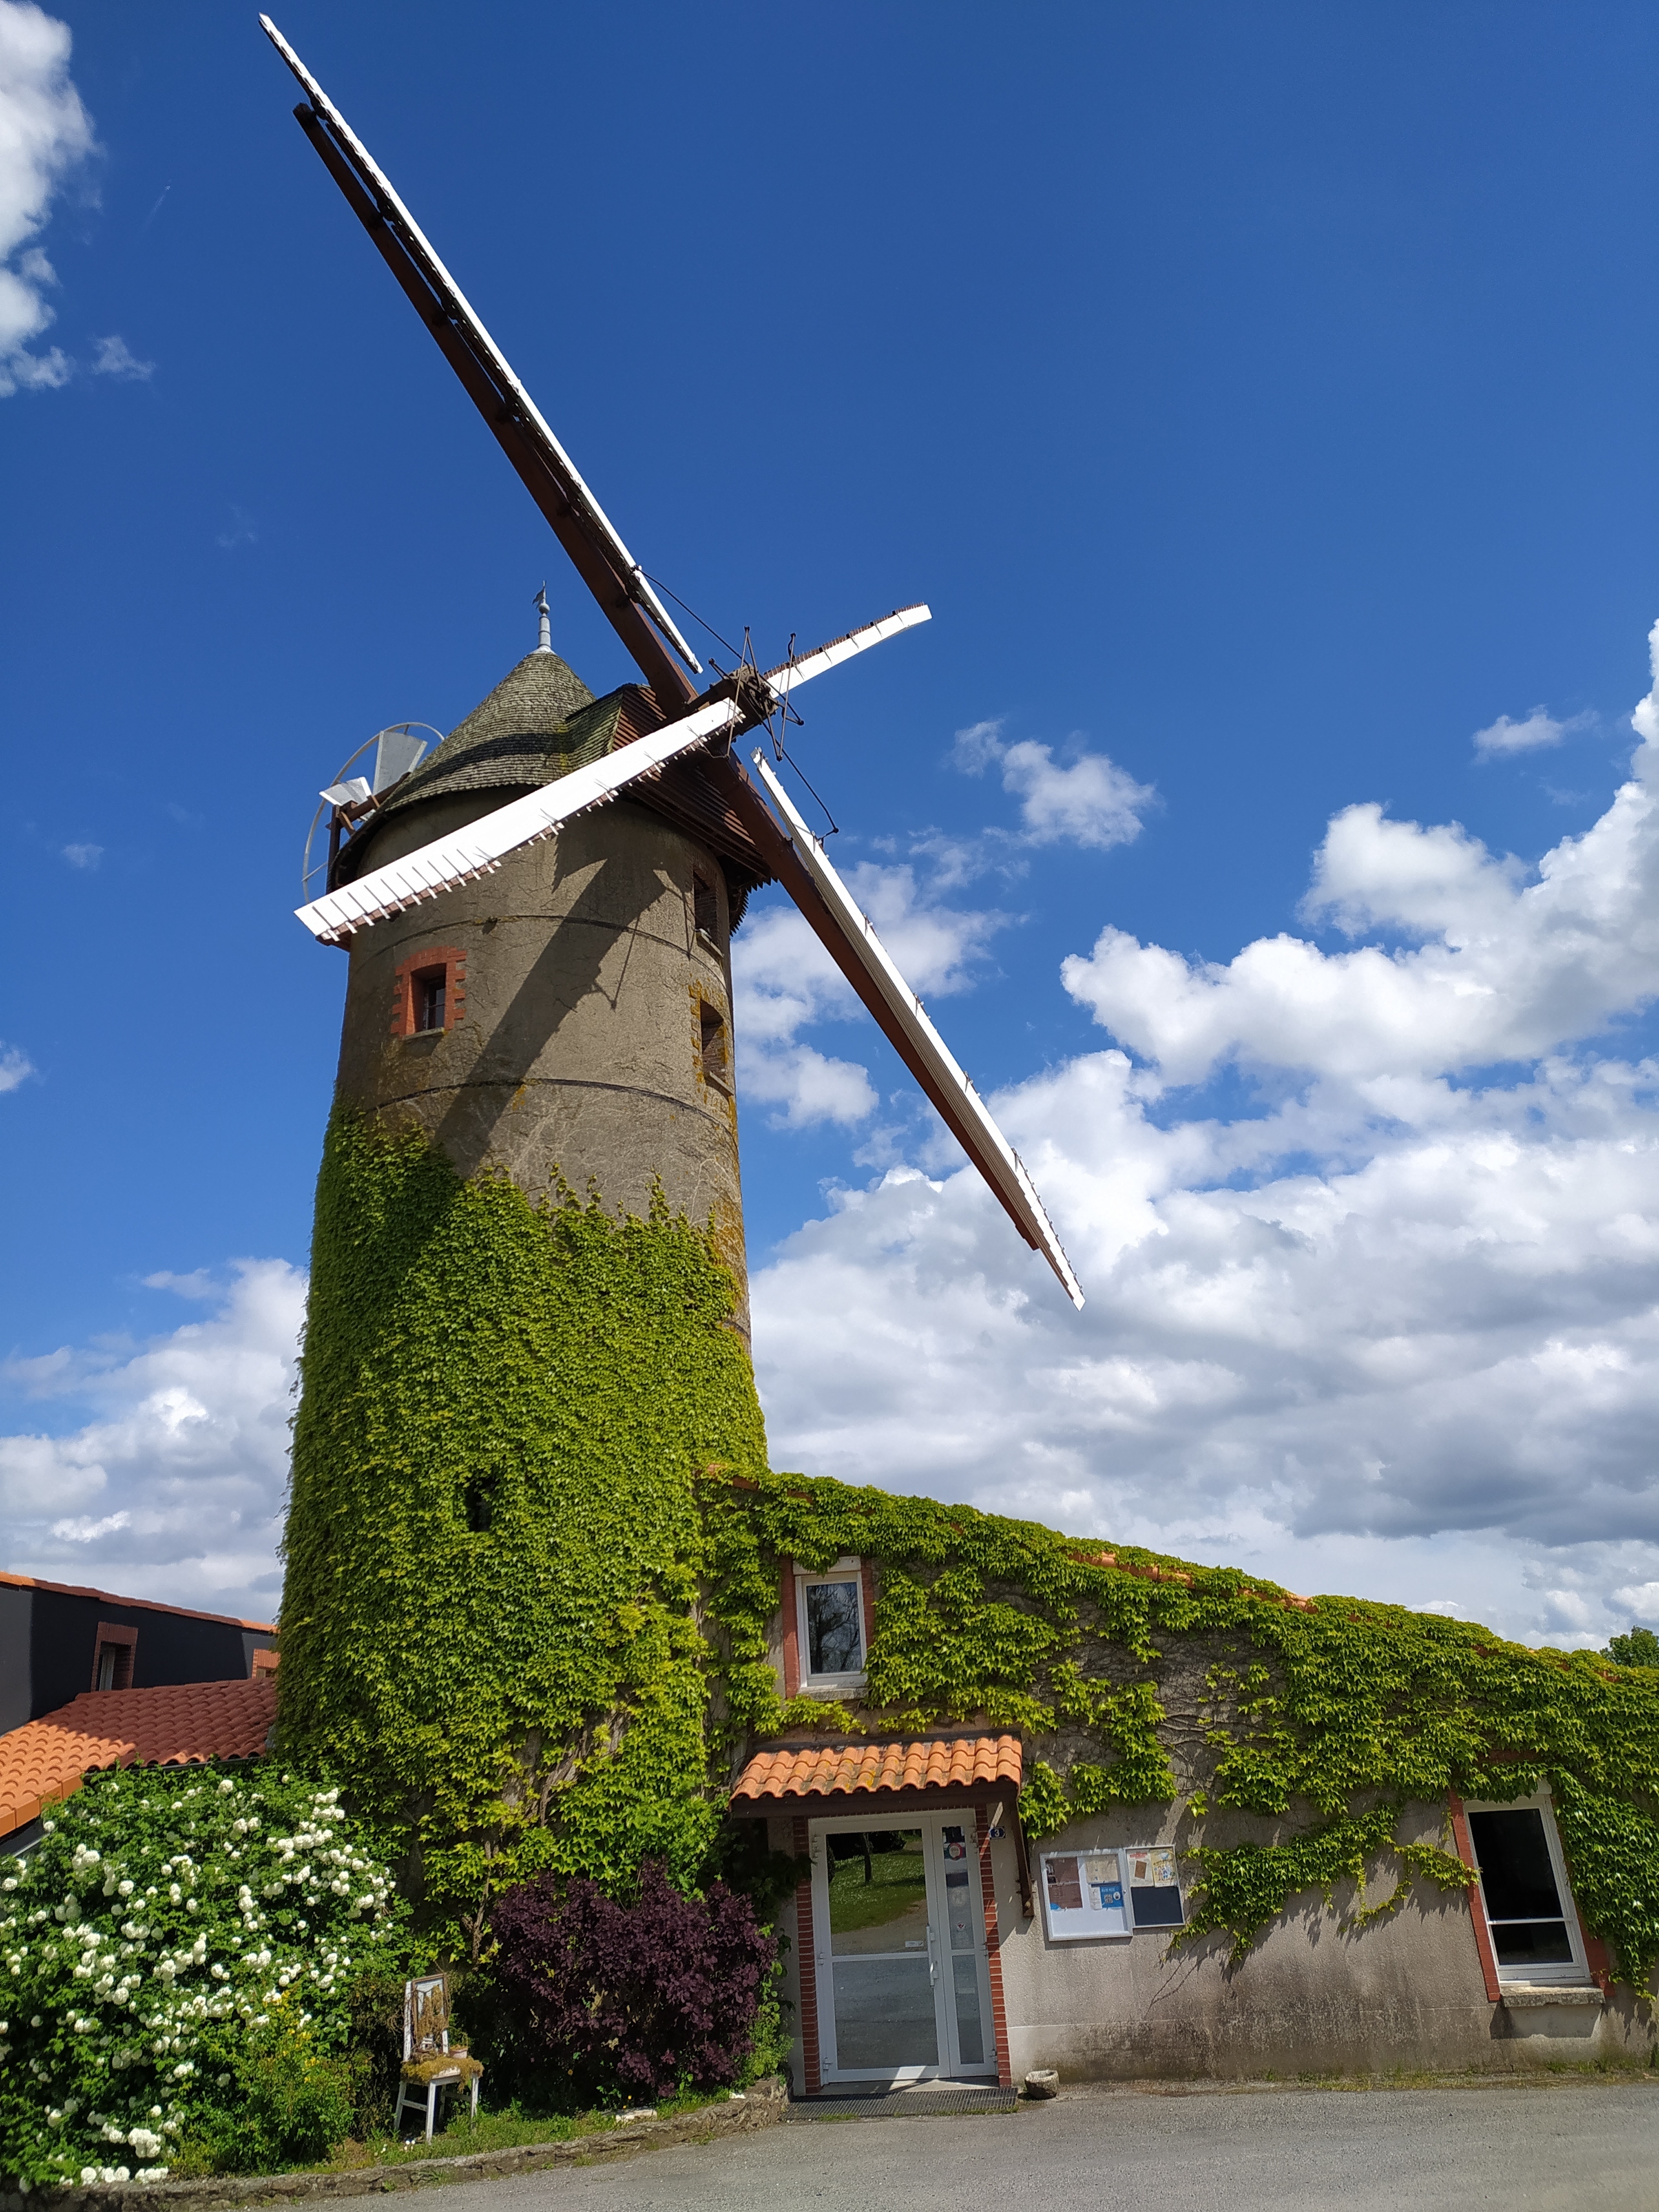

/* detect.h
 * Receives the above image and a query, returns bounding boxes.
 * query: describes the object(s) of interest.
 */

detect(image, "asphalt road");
[436,2083,1658,2212]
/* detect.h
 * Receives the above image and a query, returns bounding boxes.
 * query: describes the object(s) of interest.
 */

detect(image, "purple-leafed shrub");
[491,1861,778,2104]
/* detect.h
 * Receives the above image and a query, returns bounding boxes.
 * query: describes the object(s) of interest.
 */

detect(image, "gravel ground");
[422,2078,1659,2212]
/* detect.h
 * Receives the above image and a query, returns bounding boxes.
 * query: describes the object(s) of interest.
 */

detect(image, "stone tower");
[276,635,778,1937]
[328,639,766,1333]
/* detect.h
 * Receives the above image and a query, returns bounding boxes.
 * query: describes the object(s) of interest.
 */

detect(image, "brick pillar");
[975,1803,1013,2086]
[794,1814,820,2093]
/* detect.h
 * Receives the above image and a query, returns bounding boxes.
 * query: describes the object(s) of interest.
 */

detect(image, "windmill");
[262,16,1081,1318]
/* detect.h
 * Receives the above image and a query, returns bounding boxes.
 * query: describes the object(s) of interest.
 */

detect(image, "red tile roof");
[0,1679,278,1838]
[0,1568,276,1634]
[731,1734,1022,1804]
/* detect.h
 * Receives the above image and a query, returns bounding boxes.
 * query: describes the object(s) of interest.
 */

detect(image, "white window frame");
[1463,1790,1587,1986]
[794,1556,867,1693]
[808,1812,997,2083]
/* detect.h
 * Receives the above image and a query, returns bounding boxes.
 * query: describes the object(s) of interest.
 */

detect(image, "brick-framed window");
[390,945,467,1039]
[91,1621,137,1692]
[692,989,731,1092]
[250,1648,279,1679]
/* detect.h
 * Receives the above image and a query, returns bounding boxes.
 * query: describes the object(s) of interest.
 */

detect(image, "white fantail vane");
[265,17,1083,1312]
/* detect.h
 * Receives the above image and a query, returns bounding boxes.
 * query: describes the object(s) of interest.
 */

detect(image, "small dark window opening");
[95,1641,133,1692]
[464,1473,497,1533]
[693,872,720,946]
[698,1000,729,1088]
[414,967,447,1033]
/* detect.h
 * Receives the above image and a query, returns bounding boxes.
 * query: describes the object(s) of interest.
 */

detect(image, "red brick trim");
[1448,1792,1502,2002]
[780,1564,801,1699]
[859,1556,878,1660]
[249,1648,279,1679]
[91,1622,137,1692]
[390,945,467,1038]
[793,1814,820,2094]
[975,1804,1013,2086]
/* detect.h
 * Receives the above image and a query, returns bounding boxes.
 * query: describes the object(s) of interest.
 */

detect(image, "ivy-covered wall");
[700,1470,1659,1991]
[278,1104,768,1955]
[281,1108,1659,1997]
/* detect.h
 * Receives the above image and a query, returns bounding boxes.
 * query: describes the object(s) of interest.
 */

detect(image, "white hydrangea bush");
[0,1761,410,2188]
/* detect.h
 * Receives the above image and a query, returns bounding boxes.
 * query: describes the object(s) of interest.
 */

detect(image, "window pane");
[941,1824,975,1949]
[806,1579,862,1674]
[1491,1919,1575,1966]
[951,1953,984,2067]
[1468,1810,1566,1922]
[831,1956,938,2069]
[828,1833,927,1955]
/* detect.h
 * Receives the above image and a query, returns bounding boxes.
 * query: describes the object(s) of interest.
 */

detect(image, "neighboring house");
[0,1676,279,1855]
[0,1572,279,1857]
[0,1571,276,1734]
[731,1551,1649,2090]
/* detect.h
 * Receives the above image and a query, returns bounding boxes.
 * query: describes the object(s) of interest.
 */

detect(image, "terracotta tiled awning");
[731,1734,1022,1806]
[0,1678,278,1838]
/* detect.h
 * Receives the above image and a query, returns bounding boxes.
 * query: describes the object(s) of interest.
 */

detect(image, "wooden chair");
[392,1973,483,2142]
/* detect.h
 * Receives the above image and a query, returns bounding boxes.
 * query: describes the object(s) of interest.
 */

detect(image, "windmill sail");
[295,609,930,944]
[259,15,699,708]
[742,754,1084,1310]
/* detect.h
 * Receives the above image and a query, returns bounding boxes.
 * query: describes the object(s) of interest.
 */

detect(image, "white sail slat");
[753,753,1084,1309]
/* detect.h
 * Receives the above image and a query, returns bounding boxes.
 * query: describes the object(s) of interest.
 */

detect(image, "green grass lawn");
[326,2080,744,2168]
[827,1837,928,1936]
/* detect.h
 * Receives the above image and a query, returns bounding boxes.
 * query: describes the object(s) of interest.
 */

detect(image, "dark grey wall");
[0,1584,275,1727]
[0,1584,33,1735]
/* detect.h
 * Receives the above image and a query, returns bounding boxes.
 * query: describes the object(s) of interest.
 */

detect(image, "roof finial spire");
[534,582,552,654]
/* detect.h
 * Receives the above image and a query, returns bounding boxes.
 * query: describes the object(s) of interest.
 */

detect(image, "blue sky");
[3,1,1659,1640]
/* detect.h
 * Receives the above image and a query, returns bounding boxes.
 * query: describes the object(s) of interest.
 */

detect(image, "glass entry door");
[809,1814,996,2084]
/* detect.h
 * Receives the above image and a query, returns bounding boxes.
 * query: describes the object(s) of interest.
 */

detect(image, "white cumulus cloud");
[0,1261,304,1616]
[0,1042,34,1091]
[1473,704,1593,759]
[1060,634,1659,1091]
[749,619,1659,1648]
[90,332,150,380]
[0,0,95,398]
[733,865,1008,1128]
[952,718,1155,852]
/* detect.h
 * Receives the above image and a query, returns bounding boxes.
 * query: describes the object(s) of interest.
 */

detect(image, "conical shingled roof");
[340,649,635,883]
[336,643,775,901]
[372,649,615,818]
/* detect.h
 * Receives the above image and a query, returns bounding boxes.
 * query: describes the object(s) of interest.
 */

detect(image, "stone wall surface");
[332,790,749,1331]
[774,1798,1649,2089]
[990,1806,1648,2079]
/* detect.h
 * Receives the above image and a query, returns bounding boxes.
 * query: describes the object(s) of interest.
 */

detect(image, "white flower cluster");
[0,1767,403,2189]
